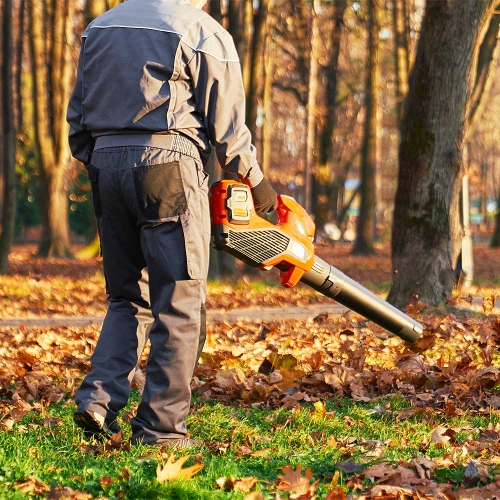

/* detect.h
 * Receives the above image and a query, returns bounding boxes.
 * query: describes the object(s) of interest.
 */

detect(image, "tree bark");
[304,0,322,215]
[491,203,500,247]
[85,0,108,24]
[0,0,17,273]
[467,13,500,130]
[387,0,499,308]
[15,0,25,131]
[261,31,275,177]
[353,0,379,256]
[227,0,245,58]
[207,0,222,23]
[392,0,410,125]
[317,0,347,223]
[30,0,74,257]
[245,0,269,140]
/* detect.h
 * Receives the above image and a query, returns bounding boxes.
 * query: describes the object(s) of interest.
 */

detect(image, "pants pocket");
[133,162,187,223]
[87,165,103,217]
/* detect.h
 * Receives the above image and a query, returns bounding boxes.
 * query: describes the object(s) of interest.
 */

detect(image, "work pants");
[74,140,210,444]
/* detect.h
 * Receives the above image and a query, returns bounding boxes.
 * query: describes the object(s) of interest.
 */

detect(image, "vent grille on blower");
[227,229,290,265]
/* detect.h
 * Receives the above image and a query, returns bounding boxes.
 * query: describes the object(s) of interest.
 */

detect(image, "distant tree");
[0,0,17,273]
[14,0,25,131]
[492,207,500,247]
[392,0,410,124]
[85,0,108,24]
[388,0,500,308]
[353,0,380,255]
[29,0,76,257]
[304,0,321,215]
[316,0,348,224]
[245,0,270,140]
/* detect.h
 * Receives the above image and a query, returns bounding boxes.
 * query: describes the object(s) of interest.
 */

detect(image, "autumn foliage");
[1,245,500,498]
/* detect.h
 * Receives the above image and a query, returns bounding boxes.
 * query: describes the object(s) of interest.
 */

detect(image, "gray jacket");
[67,0,263,187]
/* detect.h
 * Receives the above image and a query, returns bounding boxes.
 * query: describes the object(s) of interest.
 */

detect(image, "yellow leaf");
[313,400,326,417]
[156,454,204,483]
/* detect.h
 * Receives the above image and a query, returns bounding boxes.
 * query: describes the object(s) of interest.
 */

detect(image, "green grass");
[1,392,499,499]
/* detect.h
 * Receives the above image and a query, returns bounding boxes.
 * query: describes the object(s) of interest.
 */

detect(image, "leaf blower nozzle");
[210,180,423,343]
[301,257,422,342]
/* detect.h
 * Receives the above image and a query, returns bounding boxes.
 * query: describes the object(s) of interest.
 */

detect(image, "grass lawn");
[2,392,500,499]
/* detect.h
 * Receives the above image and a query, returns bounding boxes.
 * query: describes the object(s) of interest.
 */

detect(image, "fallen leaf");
[99,476,113,488]
[156,454,204,482]
[462,461,480,487]
[277,464,319,499]
[14,477,49,496]
[482,295,497,315]
[46,485,93,499]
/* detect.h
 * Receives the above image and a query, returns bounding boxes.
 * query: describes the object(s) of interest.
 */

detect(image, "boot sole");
[74,410,119,439]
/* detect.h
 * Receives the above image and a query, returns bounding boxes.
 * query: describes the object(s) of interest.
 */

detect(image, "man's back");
[79,0,235,157]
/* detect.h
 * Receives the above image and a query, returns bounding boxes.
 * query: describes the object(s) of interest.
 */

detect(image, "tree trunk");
[0,0,17,273]
[227,0,245,58]
[467,13,500,130]
[207,0,222,23]
[304,0,321,215]
[318,0,347,222]
[85,0,108,24]
[353,0,379,256]
[245,0,269,140]
[491,203,500,247]
[106,0,121,9]
[30,0,74,257]
[242,0,254,94]
[15,0,25,131]
[261,31,275,177]
[392,0,410,125]
[387,0,498,309]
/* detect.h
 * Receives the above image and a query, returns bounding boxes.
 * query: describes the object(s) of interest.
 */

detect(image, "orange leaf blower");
[210,180,423,343]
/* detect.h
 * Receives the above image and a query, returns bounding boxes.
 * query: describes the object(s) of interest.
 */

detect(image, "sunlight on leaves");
[156,454,204,483]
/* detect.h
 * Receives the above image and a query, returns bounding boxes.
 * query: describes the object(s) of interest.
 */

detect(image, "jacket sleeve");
[67,35,95,165]
[184,28,264,187]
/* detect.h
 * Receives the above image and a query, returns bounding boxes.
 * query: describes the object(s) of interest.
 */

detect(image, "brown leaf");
[216,476,257,493]
[482,295,497,315]
[244,493,266,500]
[277,464,319,499]
[370,484,414,496]
[156,454,204,482]
[362,462,397,481]
[234,477,258,492]
[323,488,346,500]
[281,392,306,409]
[406,295,426,315]
[47,485,93,499]
[305,351,324,371]
[99,476,113,488]
[430,427,456,448]
[395,354,427,372]
[14,477,49,496]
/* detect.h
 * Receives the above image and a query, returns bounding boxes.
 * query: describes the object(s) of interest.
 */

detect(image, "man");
[67,0,277,448]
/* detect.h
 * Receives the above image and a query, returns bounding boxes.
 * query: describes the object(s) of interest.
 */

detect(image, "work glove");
[251,178,278,213]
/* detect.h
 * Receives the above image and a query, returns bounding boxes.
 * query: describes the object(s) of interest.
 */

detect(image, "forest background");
[1,2,500,499]
[0,0,500,307]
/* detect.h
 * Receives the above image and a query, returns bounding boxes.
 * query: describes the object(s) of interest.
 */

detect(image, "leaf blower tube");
[210,180,423,343]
